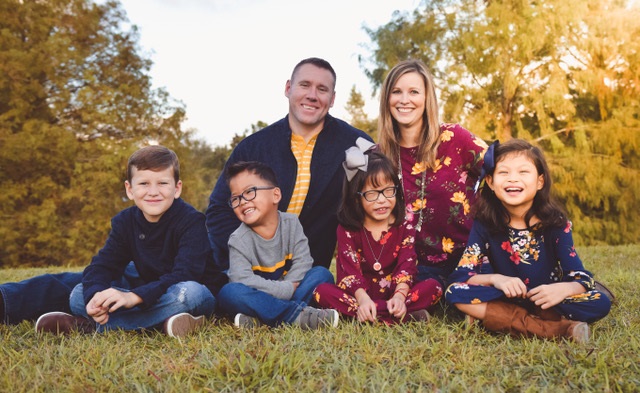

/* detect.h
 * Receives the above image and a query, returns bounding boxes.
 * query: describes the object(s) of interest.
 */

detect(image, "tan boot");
[482,301,589,343]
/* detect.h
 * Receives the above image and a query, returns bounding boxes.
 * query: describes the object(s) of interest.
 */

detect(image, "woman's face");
[388,71,426,132]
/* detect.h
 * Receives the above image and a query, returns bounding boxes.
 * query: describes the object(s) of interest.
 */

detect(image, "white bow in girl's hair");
[342,137,376,181]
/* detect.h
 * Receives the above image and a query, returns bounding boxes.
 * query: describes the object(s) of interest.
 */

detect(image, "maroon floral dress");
[313,220,442,324]
[399,123,487,279]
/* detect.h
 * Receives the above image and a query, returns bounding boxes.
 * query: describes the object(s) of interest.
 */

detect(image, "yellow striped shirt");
[287,133,317,215]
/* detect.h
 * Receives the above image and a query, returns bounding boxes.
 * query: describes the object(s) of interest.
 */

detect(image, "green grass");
[1,245,638,392]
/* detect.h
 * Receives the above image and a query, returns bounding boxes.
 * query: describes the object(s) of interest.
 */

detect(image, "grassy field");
[0,245,638,392]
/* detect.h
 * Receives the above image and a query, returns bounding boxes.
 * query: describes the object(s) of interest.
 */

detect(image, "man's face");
[285,63,336,134]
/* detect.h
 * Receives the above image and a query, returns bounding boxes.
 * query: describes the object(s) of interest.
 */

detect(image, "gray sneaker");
[234,313,262,328]
[294,307,339,330]
[35,312,95,335]
[163,313,205,338]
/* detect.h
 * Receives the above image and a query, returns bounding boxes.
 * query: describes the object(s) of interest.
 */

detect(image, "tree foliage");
[362,0,640,245]
[0,0,226,267]
[345,86,377,139]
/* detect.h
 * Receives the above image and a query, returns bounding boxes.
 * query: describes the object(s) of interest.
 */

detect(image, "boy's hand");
[86,299,110,325]
[86,288,143,325]
[527,282,585,309]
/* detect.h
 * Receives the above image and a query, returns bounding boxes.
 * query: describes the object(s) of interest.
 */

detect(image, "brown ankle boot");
[482,301,589,343]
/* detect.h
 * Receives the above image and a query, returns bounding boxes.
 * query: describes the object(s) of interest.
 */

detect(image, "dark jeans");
[0,262,139,325]
[0,272,82,324]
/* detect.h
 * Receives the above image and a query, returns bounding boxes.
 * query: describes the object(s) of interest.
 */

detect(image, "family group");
[0,58,611,342]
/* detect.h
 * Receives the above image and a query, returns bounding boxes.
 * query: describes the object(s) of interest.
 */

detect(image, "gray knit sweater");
[227,212,313,300]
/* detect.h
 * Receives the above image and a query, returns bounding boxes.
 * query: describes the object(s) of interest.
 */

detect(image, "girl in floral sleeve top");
[314,140,442,324]
[445,139,611,343]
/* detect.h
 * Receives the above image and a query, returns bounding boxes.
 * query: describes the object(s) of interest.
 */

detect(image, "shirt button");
[139,234,145,240]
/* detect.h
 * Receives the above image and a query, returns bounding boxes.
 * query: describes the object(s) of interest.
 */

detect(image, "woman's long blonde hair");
[377,59,441,169]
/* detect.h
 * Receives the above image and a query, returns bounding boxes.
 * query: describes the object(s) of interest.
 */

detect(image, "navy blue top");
[205,114,371,271]
[82,198,227,307]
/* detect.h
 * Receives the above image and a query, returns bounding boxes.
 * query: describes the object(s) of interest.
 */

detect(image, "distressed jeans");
[69,265,215,332]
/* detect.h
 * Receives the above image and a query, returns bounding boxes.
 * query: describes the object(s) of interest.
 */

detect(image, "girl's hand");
[356,297,377,323]
[527,282,585,309]
[387,294,407,319]
[492,275,527,298]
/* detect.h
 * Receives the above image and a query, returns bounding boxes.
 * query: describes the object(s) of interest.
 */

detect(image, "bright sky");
[117,0,422,147]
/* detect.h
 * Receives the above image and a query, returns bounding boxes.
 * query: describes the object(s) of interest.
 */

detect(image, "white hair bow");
[342,137,376,181]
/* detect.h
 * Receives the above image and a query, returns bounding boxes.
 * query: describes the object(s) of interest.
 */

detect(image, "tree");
[0,0,208,267]
[362,0,640,245]
[345,86,377,139]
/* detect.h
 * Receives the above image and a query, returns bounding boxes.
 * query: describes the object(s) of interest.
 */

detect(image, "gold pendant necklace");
[398,151,426,232]
[363,229,385,271]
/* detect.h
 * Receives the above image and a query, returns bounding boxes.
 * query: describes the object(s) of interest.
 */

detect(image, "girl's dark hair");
[226,161,278,187]
[338,150,405,231]
[474,139,567,232]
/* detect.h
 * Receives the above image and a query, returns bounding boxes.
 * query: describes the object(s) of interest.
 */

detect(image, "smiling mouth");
[302,104,317,110]
[505,187,523,193]
[242,207,255,215]
[397,108,413,113]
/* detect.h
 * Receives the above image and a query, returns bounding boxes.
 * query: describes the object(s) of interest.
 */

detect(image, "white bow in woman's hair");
[342,137,377,181]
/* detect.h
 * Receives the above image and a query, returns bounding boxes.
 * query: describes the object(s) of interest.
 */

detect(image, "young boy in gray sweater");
[216,161,338,329]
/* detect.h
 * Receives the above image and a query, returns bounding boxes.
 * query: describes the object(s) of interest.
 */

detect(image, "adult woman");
[378,59,487,288]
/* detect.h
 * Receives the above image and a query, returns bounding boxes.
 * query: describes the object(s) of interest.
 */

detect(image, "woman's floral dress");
[399,123,487,282]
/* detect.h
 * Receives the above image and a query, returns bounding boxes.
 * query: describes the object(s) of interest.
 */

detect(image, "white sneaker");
[163,313,205,338]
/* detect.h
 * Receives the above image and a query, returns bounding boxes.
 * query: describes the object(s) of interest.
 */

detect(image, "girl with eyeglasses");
[314,141,441,324]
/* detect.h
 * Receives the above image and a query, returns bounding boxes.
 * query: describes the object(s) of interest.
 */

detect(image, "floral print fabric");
[446,220,600,306]
[399,123,487,275]
[313,219,443,324]
[333,220,417,300]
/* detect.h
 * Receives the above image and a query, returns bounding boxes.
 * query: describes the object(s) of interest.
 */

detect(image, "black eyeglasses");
[357,185,397,202]
[228,186,276,208]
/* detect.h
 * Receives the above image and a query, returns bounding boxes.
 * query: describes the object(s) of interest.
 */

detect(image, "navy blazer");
[205,114,371,271]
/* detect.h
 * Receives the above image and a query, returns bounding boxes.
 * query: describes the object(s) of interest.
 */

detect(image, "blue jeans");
[0,262,147,325]
[70,278,216,333]
[217,266,334,327]
[0,271,83,324]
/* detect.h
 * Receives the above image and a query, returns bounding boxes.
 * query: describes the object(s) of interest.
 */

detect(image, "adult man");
[206,57,372,270]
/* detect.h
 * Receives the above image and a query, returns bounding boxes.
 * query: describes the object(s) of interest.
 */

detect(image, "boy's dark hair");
[127,145,180,183]
[291,57,337,89]
[474,138,567,232]
[226,161,279,187]
[338,150,405,231]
